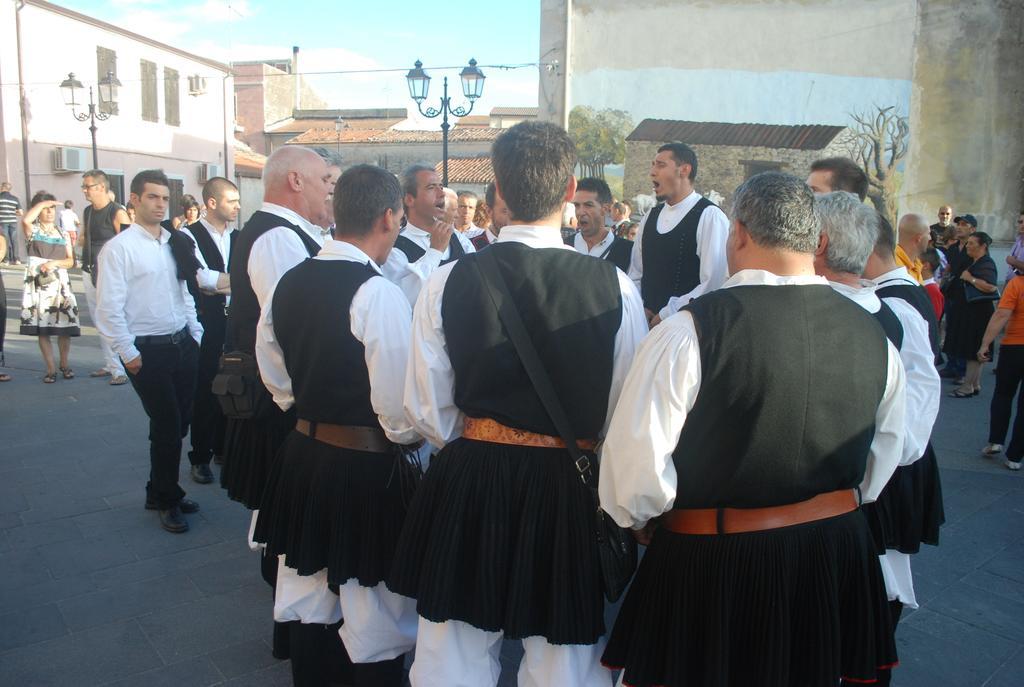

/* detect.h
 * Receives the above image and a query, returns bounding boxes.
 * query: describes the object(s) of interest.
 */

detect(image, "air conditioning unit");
[188,74,207,96]
[198,163,224,183]
[53,146,88,173]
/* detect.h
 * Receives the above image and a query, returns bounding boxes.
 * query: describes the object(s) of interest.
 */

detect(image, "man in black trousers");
[183,177,239,484]
[95,169,203,533]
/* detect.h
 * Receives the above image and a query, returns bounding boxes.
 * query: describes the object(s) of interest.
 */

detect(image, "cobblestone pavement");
[0,265,1021,686]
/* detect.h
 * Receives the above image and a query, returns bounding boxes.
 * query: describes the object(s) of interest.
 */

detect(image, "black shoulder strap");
[394,234,426,263]
[473,249,596,484]
[289,223,321,257]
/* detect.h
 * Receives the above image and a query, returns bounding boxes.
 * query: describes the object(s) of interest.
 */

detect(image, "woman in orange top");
[979,273,1024,470]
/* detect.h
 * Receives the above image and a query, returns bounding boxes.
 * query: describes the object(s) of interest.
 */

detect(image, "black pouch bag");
[473,249,638,602]
[211,351,274,420]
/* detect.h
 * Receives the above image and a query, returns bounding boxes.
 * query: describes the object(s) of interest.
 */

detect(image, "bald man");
[930,205,954,247]
[222,145,335,663]
[895,214,930,284]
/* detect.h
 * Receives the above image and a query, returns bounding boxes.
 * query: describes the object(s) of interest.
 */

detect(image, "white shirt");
[248,202,325,310]
[627,190,730,320]
[95,224,203,364]
[572,230,615,259]
[404,224,648,450]
[599,269,906,530]
[189,218,235,292]
[461,223,485,239]
[255,239,419,445]
[58,208,79,232]
[382,221,476,306]
[873,267,941,466]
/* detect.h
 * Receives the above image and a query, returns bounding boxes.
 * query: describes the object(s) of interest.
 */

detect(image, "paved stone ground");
[0,264,1022,686]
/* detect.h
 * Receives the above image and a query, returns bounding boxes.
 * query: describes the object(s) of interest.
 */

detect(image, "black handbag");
[211,350,274,420]
[473,249,638,603]
[964,281,1001,303]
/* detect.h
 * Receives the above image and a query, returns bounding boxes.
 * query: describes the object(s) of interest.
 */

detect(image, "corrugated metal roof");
[627,119,845,150]
[436,157,493,184]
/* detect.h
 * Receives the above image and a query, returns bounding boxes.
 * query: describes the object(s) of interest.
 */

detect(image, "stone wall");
[902,0,1024,239]
[624,140,848,207]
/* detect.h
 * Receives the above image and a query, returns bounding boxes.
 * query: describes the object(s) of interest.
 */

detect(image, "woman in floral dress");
[20,192,80,383]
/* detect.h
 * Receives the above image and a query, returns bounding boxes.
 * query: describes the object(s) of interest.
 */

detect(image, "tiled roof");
[436,157,493,184]
[490,107,539,117]
[455,115,490,128]
[286,127,503,145]
[266,118,404,134]
[627,119,846,150]
[234,141,266,176]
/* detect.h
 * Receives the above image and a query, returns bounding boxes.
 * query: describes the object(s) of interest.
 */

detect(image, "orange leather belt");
[662,489,858,535]
[462,417,597,451]
[295,419,391,453]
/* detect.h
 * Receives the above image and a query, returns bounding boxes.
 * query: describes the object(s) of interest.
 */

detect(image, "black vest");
[227,211,320,354]
[394,232,466,265]
[673,285,889,509]
[876,281,940,357]
[272,259,380,426]
[470,232,492,251]
[441,242,622,438]
[872,301,905,350]
[563,234,633,273]
[184,221,236,324]
[640,197,713,312]
[82,202,120,270]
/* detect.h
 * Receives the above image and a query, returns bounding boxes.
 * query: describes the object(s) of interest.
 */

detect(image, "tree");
[568,106,634,179]
[839,106,910,227]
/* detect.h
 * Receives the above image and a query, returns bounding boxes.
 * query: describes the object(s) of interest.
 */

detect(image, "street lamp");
[406,58,486,186]
[59,70,121,169]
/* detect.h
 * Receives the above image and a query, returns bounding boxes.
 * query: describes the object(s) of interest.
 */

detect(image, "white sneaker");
[1005,459,1022,471]
[983,443,1003,456]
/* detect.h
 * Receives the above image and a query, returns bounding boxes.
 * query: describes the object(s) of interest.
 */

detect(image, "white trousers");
[82,276,125,376]
[409,617,613,687]
[878,551,918,609]
[274,558,417,663]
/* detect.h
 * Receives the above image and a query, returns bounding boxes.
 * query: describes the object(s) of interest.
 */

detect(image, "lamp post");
[59,71,121,169]
[406,58,485,186]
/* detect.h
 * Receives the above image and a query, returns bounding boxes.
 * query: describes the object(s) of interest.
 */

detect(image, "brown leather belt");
[295,419,392,453]
[462,417,597,451]
[662,489,858,535]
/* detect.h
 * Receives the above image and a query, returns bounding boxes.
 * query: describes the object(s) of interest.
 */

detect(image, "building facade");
[540,0,1024,238]
[0,0,234,214]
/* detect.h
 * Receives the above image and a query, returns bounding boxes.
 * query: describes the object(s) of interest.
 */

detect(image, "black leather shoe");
[158,506,189,533]
[191,464,214,484]
[145,497,200,513]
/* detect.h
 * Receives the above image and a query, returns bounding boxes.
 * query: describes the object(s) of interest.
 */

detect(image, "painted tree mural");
[840,106,910,227]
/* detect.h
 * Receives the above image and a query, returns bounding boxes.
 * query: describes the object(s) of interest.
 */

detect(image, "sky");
[58,0,541,123]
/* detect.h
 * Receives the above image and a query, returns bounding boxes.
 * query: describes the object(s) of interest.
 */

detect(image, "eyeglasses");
[81,182,102,190]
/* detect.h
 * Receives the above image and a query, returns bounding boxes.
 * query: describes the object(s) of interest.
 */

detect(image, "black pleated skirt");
[220,405,295,510]
[253,431,416,587]
[386,437,605,645]
[861,443,945,554]
[602,510,897,687]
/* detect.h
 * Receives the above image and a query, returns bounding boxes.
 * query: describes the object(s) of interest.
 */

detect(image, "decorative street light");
[59,70,122,169]
[405,58,486,186]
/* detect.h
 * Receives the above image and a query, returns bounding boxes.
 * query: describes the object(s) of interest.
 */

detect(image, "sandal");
[949,388,979,398]
[43,372,57,384]
[60,367,74,380]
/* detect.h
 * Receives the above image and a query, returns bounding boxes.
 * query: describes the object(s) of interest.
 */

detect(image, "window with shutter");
[164,67,180,127]
[141,60,158,122]
[96,47,118,115]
